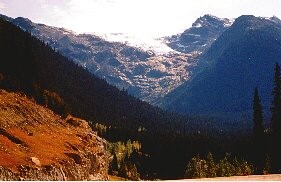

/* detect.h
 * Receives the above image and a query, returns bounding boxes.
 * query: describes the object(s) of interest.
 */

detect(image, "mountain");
[0,15,196,103]
[2,14,277,179]
[0,16,199,179]
[0,89,108,180]
[165,14,233,54]
[0,16,189,136]
[160,15,281,120]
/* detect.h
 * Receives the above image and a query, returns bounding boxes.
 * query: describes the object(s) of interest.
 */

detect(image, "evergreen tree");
[252,87,265,174]
[271,63,281,134]
[216,153,235,177]
[270,63,281,173]
[206,153,216,178]
[253,87,264,141]
[263,155,271,175]
[184,155,207,179]
[109,153,118,175]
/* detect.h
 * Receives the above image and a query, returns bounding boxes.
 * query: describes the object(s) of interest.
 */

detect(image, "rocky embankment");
[0,89,109,180]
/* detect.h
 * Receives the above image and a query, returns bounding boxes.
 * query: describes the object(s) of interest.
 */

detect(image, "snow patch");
[97,33,178,55]
[194,23,202,28]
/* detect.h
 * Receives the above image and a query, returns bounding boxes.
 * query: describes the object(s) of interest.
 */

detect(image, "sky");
[1,0,281,39]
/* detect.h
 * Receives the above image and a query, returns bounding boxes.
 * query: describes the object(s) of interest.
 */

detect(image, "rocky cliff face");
[0,89,109,180]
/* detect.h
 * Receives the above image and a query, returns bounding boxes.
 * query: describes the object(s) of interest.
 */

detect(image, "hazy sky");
[1,0,281,38]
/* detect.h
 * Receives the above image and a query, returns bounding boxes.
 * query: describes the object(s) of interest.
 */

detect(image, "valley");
[1,6,281,180]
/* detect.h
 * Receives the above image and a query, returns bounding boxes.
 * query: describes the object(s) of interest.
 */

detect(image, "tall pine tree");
[253,87,264,141]
[271,63,281,135]
[252,87,265,174]
[271,63,281,173]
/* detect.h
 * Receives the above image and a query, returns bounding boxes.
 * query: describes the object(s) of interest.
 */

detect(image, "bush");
[107,140,141,180]
[206,152,217,178]
[184,153,254,179]
[43,90,67,115]
[216,153,236,177]
[118,159,140,180]
[184,155,207,178]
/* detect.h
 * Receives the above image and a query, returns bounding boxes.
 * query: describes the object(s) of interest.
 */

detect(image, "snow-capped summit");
[192,14,233,28]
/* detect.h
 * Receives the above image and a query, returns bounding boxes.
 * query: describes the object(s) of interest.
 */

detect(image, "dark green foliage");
[270,63,281,173]
[252,87,265,174]
[271,63,281,134]
[253,87,264,140]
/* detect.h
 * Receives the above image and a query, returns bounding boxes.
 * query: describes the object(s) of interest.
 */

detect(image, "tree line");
[182,63,281,179]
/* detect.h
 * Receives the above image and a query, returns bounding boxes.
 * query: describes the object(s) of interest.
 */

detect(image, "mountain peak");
[231,15,278,31]
[166,14,231,54]
[269,15,281,25]
[161,14,281,120]
[12,17,34,31]
[13,17,33,24]
[192,14,232,28]
[202,14,221,20]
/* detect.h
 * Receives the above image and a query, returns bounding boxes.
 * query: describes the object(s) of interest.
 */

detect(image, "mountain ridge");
[0,14,195,103]
[160,15,281,120]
